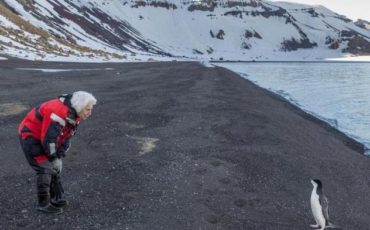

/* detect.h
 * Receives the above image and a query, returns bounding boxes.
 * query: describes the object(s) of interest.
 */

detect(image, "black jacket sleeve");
[57,138,71,158]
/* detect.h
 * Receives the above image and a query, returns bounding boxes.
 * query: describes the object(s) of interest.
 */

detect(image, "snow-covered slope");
[0,0,370,61]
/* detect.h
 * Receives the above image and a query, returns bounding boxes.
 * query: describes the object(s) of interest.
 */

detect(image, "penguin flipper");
[319,195,330,221]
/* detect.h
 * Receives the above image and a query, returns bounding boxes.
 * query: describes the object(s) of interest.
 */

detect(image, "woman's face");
[78,104,94,120]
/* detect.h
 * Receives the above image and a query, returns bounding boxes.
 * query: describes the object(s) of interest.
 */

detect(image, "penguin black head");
[310,179,323,190]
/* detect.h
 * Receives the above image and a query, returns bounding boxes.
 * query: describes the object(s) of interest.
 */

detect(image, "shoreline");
[216,67,368,156]
[228,67,366,155]
[210,60,370,64]
[2,54,370,64]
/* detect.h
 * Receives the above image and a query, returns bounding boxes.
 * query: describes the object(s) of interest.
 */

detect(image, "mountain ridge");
[0,0,370,61]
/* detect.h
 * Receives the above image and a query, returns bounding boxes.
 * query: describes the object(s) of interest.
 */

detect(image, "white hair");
[71,91,97,113]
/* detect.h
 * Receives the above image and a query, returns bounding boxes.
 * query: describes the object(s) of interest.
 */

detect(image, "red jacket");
[19,95,80,163]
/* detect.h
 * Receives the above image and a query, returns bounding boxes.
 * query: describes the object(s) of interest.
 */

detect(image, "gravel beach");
[0,60,369,229]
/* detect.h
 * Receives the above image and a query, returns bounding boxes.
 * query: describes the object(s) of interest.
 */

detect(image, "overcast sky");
[270,0,370,21]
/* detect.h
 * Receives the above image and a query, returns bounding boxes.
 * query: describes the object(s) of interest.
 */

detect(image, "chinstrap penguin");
[310,179,340,229]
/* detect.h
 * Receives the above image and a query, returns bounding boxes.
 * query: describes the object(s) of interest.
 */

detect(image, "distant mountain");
[0,0,370,61]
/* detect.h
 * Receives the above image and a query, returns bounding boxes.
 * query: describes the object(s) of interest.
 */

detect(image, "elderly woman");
[18,91,97,214]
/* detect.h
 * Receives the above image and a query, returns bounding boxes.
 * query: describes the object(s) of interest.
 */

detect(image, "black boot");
[37,194,63,214]
[51,198,68,208]
[50,174,67,208]
[36,173,62,214]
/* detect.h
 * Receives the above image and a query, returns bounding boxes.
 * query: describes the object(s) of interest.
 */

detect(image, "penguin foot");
[326,223,341,229]
[309,224,320,228]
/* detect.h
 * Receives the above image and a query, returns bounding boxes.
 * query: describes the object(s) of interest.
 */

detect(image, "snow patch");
[0,103,28,116]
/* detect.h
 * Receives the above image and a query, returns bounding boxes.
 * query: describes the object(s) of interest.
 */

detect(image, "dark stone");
[242,42,251,49]
[344,35,370,54]
[244,30,262,39]
[334,15,352,23]
[254,31,262,39]
[206,47,214,54]
[341,30,359,38]
[245,30,253,38]
[192,49,203,55]
[216,29,225,40]
[307,8,319,17]
[281,38,317,51]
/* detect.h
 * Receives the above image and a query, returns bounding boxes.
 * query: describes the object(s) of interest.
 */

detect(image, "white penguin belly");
[311,193,326,227]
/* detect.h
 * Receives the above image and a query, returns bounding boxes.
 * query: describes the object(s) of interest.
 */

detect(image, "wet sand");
[0,59,369,229]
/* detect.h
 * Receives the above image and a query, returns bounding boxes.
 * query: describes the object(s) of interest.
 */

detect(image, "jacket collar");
[59,94,79,123]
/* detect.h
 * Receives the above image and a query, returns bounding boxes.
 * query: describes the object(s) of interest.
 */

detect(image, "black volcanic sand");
[0,59,369,230]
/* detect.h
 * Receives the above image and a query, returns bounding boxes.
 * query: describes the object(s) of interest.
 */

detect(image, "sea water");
[214,62,370,155]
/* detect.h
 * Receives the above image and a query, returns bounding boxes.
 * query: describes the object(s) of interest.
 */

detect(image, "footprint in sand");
[126,135,159,155]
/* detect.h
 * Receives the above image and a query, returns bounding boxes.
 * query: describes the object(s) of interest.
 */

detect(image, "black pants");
[19,136,54,196]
